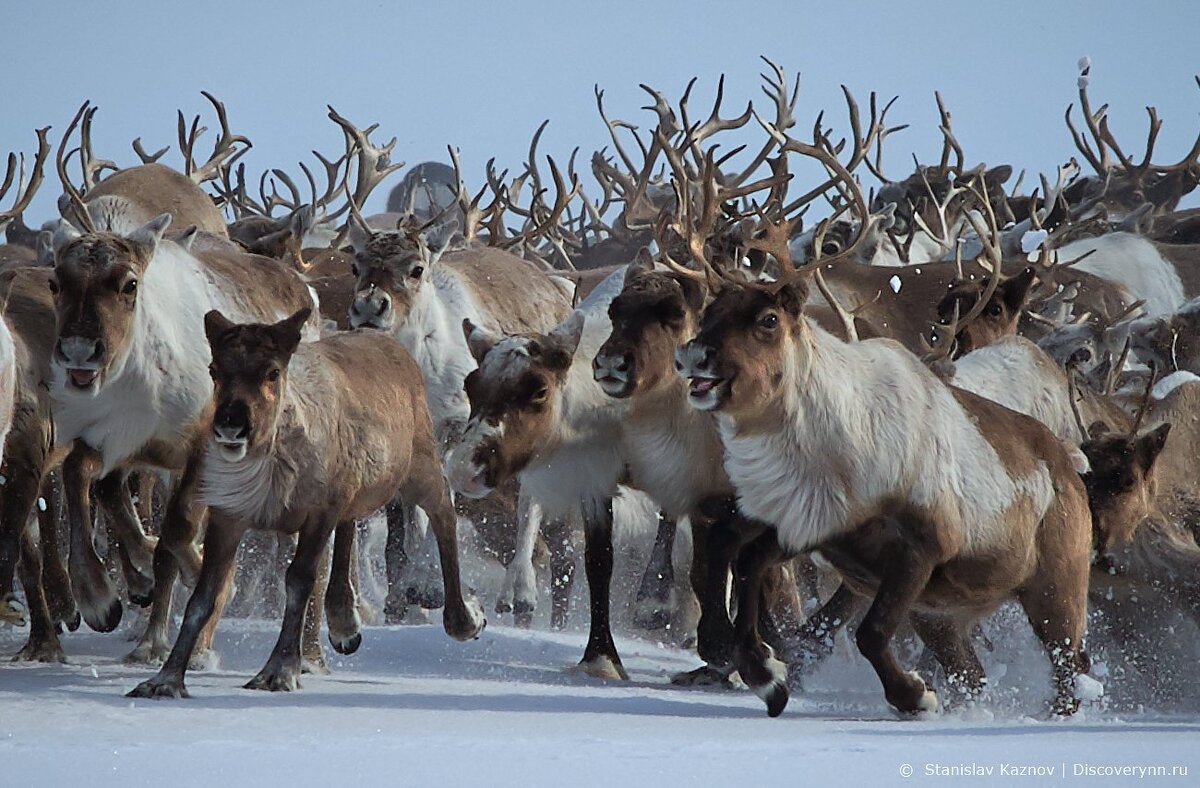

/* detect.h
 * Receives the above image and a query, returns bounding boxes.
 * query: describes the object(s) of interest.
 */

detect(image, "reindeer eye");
[409,266,425,280]
[122,279,138,296]
[351,263,359,277]
[987,304,1003,317]
[758,313,779,330]
[821,242,841,256]
[529,387,549,406]
[47,278,59,295]
[267,368,281,382]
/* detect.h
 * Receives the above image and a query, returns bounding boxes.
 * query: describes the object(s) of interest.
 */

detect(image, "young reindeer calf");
[128,309,483,698]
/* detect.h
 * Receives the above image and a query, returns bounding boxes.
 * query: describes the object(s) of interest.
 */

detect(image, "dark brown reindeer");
[128,309,483,698]
[673,116,1093,717]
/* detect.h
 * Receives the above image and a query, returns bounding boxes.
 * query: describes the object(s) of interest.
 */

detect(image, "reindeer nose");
[213,403,250,441]
[676,341,713,374]
[350,289,391,323]
[56,336,104,365]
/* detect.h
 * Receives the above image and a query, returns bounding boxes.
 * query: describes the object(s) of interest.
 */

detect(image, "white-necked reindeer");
[346,208,577,623]
[673,122,1093,718]
[45,106,320,662]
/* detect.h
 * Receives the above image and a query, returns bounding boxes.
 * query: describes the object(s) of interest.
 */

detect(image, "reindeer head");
[1080,422,1171,553]
[1127,298,1200,373]
[447,312,584,498]
[203,308,311,462]
[346,219,457,331]
[594,254,706,399]
[675,280,811,420]
[47,214,172,396]
[935,267,1036,356]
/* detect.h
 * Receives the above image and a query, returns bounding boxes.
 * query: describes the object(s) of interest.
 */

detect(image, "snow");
[2,616,1198,787]
[1153,370,1200,400]
[888,275,902,293]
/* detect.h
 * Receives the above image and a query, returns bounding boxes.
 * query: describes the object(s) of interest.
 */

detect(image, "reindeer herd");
[1,58,1199,718]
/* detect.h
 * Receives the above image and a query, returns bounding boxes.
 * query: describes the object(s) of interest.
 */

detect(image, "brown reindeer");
[127,309,483,698]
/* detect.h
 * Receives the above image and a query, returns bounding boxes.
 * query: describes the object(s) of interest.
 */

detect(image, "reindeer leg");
[63,445,122,632]
[126,455,206,665]
[909,613,985,705]
[673,501,753,687]
[498,487,540,627]
[728,531,788,715]
[326,520,362,655]
[546,514,576,630]
[786,582,863,682]
[853,532,939,715]
[13,521,66,662]
[383,496,409,624]
[128,515,245,699]
[633,513,677,632]
[35,471,78,631]
[245,519,336,692]
[189,557,234,671]
[0,454,43,630]
[124,546,178,665]
[574,497,626,679]
[94,471,156,605]
[408,485,484,642]
[301,545,329,674]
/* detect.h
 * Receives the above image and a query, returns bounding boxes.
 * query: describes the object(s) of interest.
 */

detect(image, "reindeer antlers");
[0,127,51,233]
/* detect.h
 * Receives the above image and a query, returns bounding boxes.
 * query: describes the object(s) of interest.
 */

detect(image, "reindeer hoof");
[64,610,82,632]
[12,637,66,663]
[512,598,534,629]
[330,631,362,655]
[0,593,27,627]
[124,639,171,666]
[889,671,939,715]
[188,648,219,672]
[383,593,407,625]
[79,590,123,633]
[632,594,673,631]
[245,669,300,692]
[494,597,512,614]
[572,655,629,681]
[444,597,486,641]
[127,583,154,609]
[127,677,190,699]
[670,665,738,688]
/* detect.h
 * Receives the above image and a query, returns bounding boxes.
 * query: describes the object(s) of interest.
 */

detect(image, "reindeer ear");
[204,310,236,350]
[1002,267,1038,314]
[176,225,199,252]
[128,213,172,262]
[272,307,311,356]
[1087,420,1111,441]
[463,318,499,363]
[1136,423,1171,472]
[424,218,459,258]
[985,165,1013,186]
[776,280,809,317]
[51,219,82,255]
[873,202,897,231]
[678,276,706,315]
[347,219,370,253]
[37,230,55,267]
[548,310,585,360]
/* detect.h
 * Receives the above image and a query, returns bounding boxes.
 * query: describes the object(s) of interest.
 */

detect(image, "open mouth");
[595,375,632,398]
[688,376,724,397]
[214,438,249,460]
[66,368,99,389]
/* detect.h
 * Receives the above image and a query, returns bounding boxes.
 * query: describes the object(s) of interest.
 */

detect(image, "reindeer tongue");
[69,369,98,387]
[690,377,718,395]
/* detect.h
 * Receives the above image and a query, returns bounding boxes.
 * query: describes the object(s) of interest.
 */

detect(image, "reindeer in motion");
[128,309,483,698]
[672,119,1093,718]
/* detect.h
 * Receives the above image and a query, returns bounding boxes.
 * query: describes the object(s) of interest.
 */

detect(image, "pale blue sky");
[5,0,1199,221]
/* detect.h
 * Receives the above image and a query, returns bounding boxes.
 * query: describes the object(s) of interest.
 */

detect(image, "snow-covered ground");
[2,617,1198,788]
